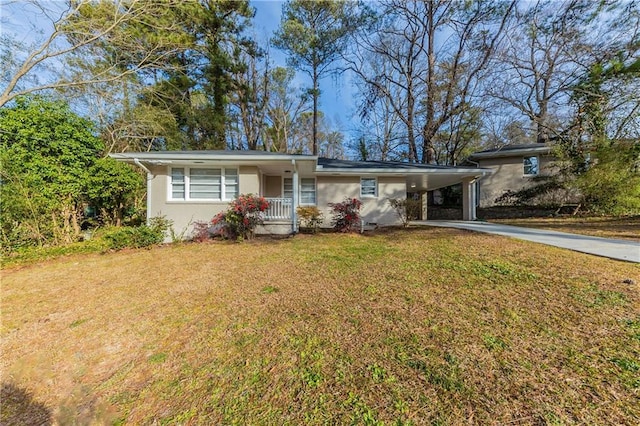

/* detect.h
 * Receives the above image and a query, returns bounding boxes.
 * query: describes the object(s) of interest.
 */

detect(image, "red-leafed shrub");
[329,197,362,233]
[211,194,270,240]
[191,221,211,242]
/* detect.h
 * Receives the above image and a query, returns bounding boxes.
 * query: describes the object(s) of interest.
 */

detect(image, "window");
[523,156,539,176]
[171,168,185,199]
[360,177,377,197]
[300,178,316,204]
[170,167,238,201]
[283,177,293,199]
[225,169,238,199]
[281,177,316,204]
[190,168,220,199]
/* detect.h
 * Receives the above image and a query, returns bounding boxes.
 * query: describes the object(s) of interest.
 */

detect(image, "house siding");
[476,154,555,207]
[264,175,282,197]
[147,165,406,238]
[239,166,260,195]
[147,165,260,239]
[316,175,405,227]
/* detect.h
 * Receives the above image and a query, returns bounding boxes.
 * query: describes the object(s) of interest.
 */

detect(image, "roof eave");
[315,167,493,175]
[109,152,318,162]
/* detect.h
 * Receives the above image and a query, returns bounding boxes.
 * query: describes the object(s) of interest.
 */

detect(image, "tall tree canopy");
[105,0,257,150]
[273,0,368,155]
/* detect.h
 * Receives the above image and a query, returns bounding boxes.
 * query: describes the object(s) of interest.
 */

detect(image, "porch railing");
[264,197,292,221]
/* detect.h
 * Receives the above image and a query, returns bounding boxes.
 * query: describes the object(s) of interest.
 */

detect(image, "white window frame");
[283,177,293,199]
[523,156,539,176]
[282,177,318,206]
[168,167,238,201]
[360,177,378,198]
[282,176,316,205]
[299,177,316,205]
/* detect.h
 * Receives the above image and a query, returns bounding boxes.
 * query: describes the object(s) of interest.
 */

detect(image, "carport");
[315,158,494,221]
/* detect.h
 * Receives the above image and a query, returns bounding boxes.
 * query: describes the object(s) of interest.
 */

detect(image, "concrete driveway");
[414,221,640,263]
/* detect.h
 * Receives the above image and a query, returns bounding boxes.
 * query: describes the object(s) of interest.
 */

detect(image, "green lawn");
[2,228,639,424]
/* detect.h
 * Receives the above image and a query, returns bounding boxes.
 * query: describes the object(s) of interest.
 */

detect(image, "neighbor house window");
[523,156,539,176]
[360,177,377,197]
[282,177,316,204]
[170,167,238,201]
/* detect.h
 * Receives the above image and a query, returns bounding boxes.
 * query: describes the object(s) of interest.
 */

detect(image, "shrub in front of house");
[103,216,172,250]
[211,194,269,240]
[191,221,212,242]
[297,206,323,233]
[388,198,422,227]
[329,197,362,233]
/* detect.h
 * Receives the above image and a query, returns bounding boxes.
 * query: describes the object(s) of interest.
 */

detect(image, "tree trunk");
[312,65,319,156]
[422,2,437,165]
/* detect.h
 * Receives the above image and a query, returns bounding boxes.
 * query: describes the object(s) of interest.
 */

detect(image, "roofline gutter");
[133,158,152,175]
[111,153,318,162]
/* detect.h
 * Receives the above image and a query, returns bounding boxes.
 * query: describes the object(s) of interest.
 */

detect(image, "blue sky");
[252,0,357,137]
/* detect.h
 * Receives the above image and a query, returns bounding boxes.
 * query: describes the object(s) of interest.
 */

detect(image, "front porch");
[263,197,293,221]
[257,197,294,235]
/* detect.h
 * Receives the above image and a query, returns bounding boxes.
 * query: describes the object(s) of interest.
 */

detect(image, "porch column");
[291,161,299,233]
[462,177,477,221]
[421,191,428,221]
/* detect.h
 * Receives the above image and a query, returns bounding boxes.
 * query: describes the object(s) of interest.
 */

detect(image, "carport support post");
[462,177,477,221]
[421,191,428,221]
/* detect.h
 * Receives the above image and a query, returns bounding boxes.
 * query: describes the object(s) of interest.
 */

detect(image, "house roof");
[467,143,552,160]
[110,150,316,163]
[110,151,490,173]
[110,150,493,191]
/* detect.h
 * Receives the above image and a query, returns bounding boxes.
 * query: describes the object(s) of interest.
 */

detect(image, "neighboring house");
[111,151,492,236]
[466,144,555,208]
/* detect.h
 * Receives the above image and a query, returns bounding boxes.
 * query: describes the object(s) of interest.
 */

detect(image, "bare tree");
[348,0,515,164]
[353,62,406,161]
[348,2,430,162]
[487,0,640,144]
[487,1,585,144]
[0,0,192,108]
[264,67,311,153]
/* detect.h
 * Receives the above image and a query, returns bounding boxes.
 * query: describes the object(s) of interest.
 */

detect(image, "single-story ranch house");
[111,151,493,236]
[466,143,554,208]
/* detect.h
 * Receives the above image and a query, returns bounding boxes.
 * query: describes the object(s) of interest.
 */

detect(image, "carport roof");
[316,157,490,175]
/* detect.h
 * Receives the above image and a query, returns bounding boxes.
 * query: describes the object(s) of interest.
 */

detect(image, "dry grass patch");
[493,216,640,241]
[2,229,639,424]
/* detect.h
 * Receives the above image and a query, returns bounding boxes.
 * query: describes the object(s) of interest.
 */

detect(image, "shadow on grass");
[1,382,52,425]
